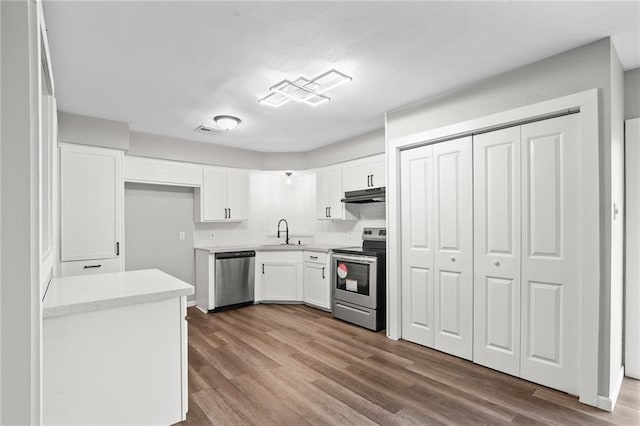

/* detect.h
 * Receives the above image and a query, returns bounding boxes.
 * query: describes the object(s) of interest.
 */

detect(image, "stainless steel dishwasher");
[214,250,255,311]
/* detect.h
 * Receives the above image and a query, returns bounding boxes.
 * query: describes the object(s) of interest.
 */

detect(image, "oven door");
[332,253,377,309]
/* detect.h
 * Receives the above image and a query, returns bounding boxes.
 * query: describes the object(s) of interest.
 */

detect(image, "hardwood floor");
[179,304,640,425]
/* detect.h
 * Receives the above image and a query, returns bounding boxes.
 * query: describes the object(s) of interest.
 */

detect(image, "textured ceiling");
[43,1,640,152]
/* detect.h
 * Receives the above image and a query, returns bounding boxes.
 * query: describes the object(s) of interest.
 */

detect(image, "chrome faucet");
[277,218,290,245]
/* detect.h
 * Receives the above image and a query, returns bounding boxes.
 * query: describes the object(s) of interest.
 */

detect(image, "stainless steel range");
[331,227,386,331]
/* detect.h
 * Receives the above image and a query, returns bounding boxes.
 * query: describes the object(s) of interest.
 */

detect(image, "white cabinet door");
[401,145,435,348]
[342,160,370,192]
[520,114,580,395]
[202,168,227,221]
[262,262,299,301]
[61,144,122,262]
[327,167,345,219]
[473,127,522,375]
[303,263,329,309]
[226,171,249,221]
[316,166,354,221]
[316,169,330,219]
[371,155,386,188]
[433,137,473,360]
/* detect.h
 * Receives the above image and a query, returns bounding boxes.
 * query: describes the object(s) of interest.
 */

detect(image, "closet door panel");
[521,114,580,395]
[400,145,435,347]
[473,127,521,376]
[433,136,473,360]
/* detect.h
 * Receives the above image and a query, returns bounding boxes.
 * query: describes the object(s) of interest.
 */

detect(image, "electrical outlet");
[209,232,215,239]
[179,232,186,240]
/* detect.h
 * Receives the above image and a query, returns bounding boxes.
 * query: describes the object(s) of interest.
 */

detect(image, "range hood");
[341,187,386,204]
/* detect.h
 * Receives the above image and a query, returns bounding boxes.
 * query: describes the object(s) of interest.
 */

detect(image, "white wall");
[386,38,620,400]
[58,111,129,150]
[305,129,385,169]
[625,68,640,120]
[124,183,196,302]
[1,1,41,422]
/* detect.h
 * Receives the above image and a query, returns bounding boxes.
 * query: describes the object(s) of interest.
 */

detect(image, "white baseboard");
[186,300,196,308]
[597,366,625,412]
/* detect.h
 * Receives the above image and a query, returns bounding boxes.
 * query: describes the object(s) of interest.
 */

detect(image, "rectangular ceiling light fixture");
[258,69,351,108]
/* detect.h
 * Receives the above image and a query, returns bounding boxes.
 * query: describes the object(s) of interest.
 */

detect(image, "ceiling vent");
[194,124,224,135]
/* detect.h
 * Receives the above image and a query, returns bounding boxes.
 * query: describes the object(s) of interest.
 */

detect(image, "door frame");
[386,89,600,407]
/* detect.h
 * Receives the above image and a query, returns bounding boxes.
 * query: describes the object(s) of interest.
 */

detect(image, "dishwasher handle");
[215,250,256,260]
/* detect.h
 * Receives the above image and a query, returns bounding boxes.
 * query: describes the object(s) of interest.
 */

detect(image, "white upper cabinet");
[196,167,249,222]
[316,166,356,221]
[124,156,203,187]
[343,154,386,192]
[60,143,123,263]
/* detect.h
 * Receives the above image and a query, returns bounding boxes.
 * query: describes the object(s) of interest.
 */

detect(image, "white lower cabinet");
[303,251,331,310]
[43,296,188,425]
[255,251,303,302]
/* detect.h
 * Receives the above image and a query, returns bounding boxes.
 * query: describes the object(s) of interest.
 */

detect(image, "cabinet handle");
[493,260,501,267]
[116,242,120,256]
[310,255,318,260]
[228,208,231,219]
[450,256,456,262]
[322,267,325,279]
[367,175,370,187]
[370,174,374,187]
[83,264,102,269]
[262,263,265,274]
[325,207,328,218]
[328,206,331,218]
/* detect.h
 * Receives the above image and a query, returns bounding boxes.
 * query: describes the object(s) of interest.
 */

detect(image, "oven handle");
[331,254,377,264]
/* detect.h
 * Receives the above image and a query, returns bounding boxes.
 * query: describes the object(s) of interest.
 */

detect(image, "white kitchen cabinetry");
[195,167,249,222]
[255,251,303,302]
[60,143,123,272]
[316,166,356,220]
[400,137,473,360]
[124,155,203,187]
[43,270,191,425]
[303,251,331,310]
[343,154,386,192]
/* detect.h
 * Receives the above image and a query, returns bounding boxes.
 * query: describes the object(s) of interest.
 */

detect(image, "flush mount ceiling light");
[213,115,241,131]
[258,69,352,108]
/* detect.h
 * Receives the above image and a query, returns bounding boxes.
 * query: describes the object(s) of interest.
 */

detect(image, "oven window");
[335,260,370,296]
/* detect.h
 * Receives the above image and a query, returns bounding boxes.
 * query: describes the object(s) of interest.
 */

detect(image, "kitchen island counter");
[43,268,194,318]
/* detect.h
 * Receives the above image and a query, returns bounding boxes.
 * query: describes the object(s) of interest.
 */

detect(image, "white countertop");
[43,269,194,318]
[195,243,339,254]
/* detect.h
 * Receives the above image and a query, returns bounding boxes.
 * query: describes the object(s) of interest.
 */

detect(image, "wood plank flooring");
[179,304,640,425]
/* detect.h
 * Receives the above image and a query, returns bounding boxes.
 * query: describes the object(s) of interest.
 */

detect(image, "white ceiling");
[43,1,640,153]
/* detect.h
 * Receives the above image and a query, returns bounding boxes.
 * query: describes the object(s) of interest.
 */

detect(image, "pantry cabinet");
[60,144,123,270]
[343,154,386,192]
[303,251,330,310]
[316,166,356,220]
[196,167,249,222]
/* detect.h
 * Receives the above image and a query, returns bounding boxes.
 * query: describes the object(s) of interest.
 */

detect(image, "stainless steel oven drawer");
[332,299,383,331]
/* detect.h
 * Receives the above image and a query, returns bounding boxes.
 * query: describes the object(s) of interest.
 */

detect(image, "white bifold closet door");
[400,144,435,348]
[520,114,580,395]
[473,114,580,394]
[401,136,473,360]
[473,126,522,376]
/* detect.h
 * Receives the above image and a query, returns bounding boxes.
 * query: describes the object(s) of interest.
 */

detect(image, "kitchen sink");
[259,243,307,250]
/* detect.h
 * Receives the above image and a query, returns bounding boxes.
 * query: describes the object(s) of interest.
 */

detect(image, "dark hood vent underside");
[341,187,386,204]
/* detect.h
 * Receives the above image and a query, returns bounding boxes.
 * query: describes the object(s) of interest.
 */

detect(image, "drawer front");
[304,251,327,264]
[61,257,122,277]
